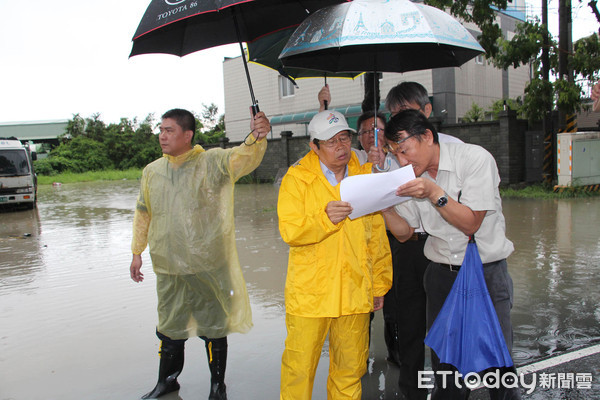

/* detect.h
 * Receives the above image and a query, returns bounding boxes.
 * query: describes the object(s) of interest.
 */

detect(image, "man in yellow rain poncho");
[277,110,392,400]
[129,108,270,400]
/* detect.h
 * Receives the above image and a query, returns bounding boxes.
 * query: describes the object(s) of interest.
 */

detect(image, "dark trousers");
[424,260,521,400]
[383,232,429,400]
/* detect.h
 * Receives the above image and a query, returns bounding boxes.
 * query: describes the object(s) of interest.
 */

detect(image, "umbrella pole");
[373,72,378,148]
[373,70,390,172]
[232,10,259,115]
[324,74,328,110]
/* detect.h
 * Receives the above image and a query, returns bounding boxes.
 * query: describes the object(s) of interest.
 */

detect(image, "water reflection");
[234,184,287,318]
[1,182,599,400]
[0,206,43,293]
[505,197,600,364]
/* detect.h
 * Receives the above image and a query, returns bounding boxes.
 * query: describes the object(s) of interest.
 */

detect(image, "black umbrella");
[130,0,350,113]
[247,27,362,87]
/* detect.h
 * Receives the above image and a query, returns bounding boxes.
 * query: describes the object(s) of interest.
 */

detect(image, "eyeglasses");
[358,127,384,136]
[383,134,417,153]
[320,132,352,148]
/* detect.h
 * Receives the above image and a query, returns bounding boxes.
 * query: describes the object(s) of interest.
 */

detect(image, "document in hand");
[340,165,416,220]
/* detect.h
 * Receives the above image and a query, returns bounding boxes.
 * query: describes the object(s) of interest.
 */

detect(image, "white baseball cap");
[308,111,356,141]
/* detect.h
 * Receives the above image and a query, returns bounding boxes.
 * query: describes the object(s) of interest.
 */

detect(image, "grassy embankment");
[38,169,600,199]
[36,168,143,185]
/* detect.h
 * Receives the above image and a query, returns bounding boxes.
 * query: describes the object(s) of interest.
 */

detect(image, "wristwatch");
[435,192,448,208]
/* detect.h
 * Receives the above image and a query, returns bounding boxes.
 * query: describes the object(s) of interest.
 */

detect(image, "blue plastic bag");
[424,238,514,376]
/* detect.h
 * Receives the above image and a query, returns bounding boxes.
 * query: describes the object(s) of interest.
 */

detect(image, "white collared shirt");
[394,142,514,264]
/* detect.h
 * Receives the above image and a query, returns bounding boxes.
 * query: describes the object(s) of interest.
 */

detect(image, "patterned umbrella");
[278,0,484,164]
[278,0,484,74]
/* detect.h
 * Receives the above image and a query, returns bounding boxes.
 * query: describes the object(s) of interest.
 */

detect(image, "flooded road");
[1,181,599,400]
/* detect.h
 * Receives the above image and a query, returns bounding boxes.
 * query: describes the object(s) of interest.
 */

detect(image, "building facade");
[223,2,531,142]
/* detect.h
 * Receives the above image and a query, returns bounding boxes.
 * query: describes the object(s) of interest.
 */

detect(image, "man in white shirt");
[382,109,520,400]
[376,82,462,400]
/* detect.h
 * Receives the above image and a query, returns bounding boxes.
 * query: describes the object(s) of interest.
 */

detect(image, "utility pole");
[542,0,554,184]
[589,0,600,35]
[556,0,576,188]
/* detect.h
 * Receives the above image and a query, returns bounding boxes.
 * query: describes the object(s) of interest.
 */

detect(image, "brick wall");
[432,110,527,184]
[206,111,531,185]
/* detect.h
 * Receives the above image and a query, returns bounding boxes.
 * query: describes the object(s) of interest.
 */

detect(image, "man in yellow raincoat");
[129,108,270,400]
[277,110,392,400]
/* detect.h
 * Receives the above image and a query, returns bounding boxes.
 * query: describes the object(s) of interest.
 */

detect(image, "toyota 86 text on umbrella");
[130,0,350,114]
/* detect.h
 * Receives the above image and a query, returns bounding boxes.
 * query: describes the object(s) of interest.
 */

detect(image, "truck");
[0,137,38,209]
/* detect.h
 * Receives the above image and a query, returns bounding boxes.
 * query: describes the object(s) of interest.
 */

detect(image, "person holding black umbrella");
[381,110,521,400]
[129,109,271,400]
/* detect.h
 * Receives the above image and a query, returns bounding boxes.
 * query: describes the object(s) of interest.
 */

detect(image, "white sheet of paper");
[340,165,416,220]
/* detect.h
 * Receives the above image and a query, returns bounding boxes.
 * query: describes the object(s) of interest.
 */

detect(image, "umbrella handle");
[375,158,391,172]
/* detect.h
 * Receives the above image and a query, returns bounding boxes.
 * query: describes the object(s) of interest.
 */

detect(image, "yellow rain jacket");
[131,139,266,339]
[277,150,392,318]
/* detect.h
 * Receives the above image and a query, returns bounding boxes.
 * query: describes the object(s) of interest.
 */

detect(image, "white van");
[0,137,37,209]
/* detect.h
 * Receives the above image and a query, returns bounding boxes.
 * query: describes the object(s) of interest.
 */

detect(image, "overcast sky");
[0,0,241,124]
[0,0,597,125]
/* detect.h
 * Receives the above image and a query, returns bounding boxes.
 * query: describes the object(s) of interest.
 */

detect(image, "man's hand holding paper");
[340,165,416,220]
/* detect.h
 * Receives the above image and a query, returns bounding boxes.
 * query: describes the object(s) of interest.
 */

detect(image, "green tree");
[47,136,112,173]
[195,103,226,144]
[104,115,162,169]
[62,113,107,142]
[571,33,600,95]
[462,102,486,122]
[425,1,600,121]
[489,98,525,120]
[489,21,599,121]
[37,104,226,175]
[64,114,86,139]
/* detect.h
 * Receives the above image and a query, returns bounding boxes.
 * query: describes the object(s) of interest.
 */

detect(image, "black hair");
[385,81,430,113]
[312,138,321,150]
[356,111,387,132]
[385,109,439,144]
[161,108,196,134]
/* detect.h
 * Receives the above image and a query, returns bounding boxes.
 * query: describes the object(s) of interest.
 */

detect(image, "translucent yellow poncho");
[131,139,267,339]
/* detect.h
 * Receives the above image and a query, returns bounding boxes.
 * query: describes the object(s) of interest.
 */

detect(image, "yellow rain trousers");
[277,150,392,399]
[281,313,370,400]
[131,139,266,340]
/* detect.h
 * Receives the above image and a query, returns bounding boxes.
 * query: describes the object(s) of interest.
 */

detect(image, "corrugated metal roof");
[0,120,69,141]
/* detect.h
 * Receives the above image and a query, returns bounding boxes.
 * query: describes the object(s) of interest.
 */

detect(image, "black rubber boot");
[205,337,228,400]
[142,340,185,399]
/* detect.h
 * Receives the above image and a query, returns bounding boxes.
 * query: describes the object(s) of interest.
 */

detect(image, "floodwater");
[1,181,599,400]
